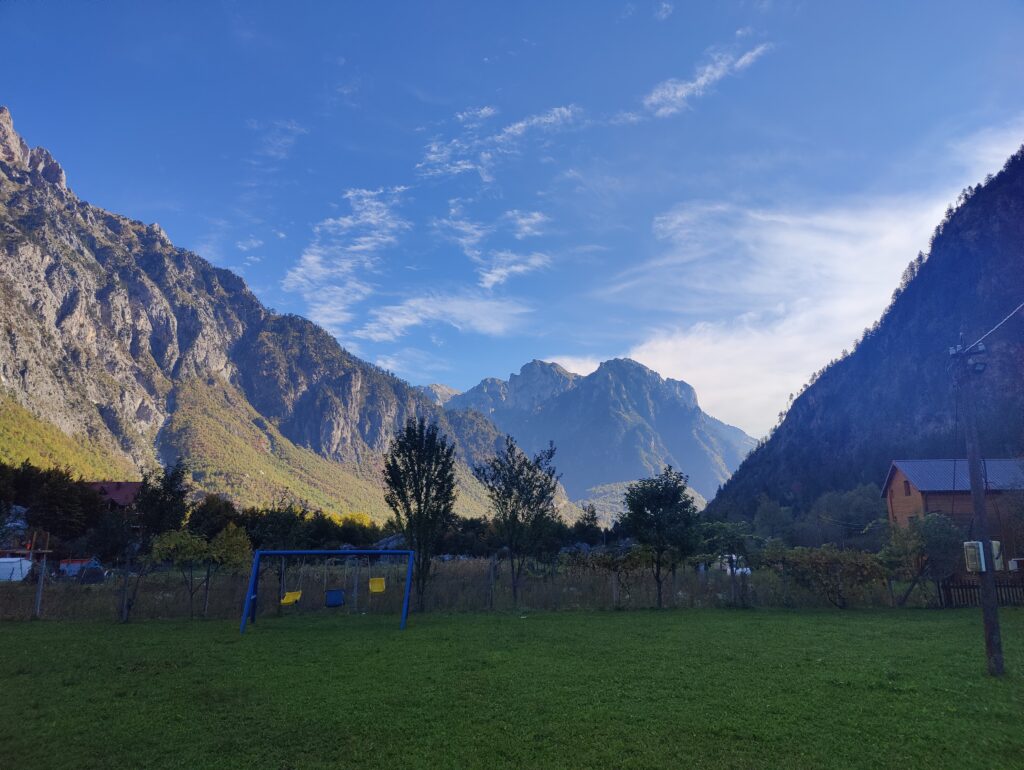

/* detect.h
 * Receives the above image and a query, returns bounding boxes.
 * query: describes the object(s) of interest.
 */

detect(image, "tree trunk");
[510,553,524,607]
[897,570,924,607]
[33,554,47,620]
[203,565,213,619]
[120,558,133,623]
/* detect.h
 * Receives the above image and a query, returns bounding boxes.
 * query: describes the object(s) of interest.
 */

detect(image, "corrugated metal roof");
[885,459,1024,494]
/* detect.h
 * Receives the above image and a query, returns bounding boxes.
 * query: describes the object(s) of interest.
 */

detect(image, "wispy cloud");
[643,43,772,117]
[376,347,452,381]
[355,292,531,342]
[478,250,550,289]
[456,105,498,126]
[654,2,673,21]
[283,187,409,334]
[583,116,1024,436]
[236,236,264,251]
[434,202,491,259]
[247,119,309,160]
[609,196,948,435]
[505,209,550,239]
[417,104,583,181]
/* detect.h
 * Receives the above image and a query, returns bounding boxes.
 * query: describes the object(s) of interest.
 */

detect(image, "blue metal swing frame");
[239,549,415,633]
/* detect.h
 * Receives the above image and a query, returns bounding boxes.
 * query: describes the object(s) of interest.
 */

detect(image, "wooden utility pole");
[954,342,1005,676]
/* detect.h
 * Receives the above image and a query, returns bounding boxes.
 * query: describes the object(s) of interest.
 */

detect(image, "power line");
[965,299,1024,352]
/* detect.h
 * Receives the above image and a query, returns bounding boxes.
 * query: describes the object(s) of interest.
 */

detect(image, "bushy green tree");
[121,459,192,622]
[753,494,791,541]
[384,418,458,610]
[782,545,885,609]
[204,523,253,617]
[799,484,888,548]
[187,494,239,540]
[474,436,561,606]
[150,529,210,619]
[151,522,253,619]
[571,503,604,546]
[881,514,963,606]
[701,520,756,606]
[619,467,701,609]
[136,459,191,542]
[5,461,107,547]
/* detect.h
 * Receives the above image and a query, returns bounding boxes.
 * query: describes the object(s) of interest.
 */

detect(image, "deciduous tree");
[384,418,458,610]
[619,467,701,609]
[474,436,561,606]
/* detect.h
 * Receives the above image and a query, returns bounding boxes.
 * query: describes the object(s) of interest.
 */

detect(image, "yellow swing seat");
[280,590,302,606]
[369,577,386,594]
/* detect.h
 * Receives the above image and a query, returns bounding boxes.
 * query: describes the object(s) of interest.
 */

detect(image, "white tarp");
[0,557,32,582]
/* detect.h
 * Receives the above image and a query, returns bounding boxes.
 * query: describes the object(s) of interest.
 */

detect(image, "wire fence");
[0,556,918,622]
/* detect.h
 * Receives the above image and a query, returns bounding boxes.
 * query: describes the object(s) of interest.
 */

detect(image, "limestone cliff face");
[0,106,259,466]
[0,107,499,502]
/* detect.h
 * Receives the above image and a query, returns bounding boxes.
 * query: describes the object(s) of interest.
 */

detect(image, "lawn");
[2,609,1023,769]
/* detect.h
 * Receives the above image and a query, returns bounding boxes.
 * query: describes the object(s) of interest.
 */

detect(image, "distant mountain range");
[708,143,1024,520]
[0,106,515,520]
[439,358,755,508]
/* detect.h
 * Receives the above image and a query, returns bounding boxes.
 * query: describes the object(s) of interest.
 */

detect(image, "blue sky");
[3,1,1024,436]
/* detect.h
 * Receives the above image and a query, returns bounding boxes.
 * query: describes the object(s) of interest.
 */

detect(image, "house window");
[903,480,911,496]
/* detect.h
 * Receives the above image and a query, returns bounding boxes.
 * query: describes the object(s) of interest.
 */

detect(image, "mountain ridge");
[0,106,521,520]
[445,357,755,502]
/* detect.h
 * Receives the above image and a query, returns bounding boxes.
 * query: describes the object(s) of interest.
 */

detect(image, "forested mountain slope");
[708,145,1024,520]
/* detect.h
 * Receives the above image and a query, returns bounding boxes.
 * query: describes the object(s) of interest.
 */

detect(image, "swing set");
[239,549,414,633]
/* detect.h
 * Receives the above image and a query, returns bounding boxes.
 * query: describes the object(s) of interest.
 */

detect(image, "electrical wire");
[965,299,1024,352]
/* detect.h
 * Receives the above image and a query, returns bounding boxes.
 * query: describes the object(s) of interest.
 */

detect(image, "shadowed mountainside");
[447,358,754,504]
[708,144,1024,520]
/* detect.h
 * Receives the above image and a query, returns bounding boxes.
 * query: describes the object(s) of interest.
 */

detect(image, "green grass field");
[2,609,1022,769]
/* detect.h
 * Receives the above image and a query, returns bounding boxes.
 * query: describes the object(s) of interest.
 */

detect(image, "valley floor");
[2,609,1022,769]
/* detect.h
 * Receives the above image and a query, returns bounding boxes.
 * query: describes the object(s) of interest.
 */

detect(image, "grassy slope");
[0,391,136,479]
[163,378,492,521]
[1,609,1021,769]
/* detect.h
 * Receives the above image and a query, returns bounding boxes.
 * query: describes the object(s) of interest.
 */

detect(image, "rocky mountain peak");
[416,383,461,406]
[0,106,31,168]
[443,355,752,500]
[592,358,698,409]
[0,107,68,190]
[28,146,67,189]
[595,357,653,376]
[505,359,577,411]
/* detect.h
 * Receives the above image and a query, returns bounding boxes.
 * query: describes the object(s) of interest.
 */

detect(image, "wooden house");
[882,459,1024,564]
